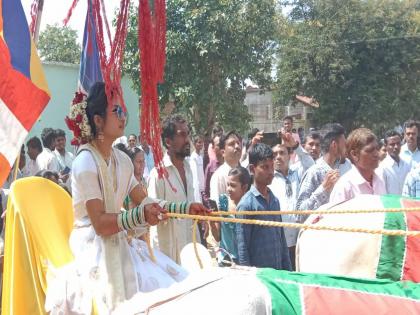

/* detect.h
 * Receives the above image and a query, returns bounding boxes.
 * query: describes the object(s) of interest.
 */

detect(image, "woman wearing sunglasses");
[46,82,209,313]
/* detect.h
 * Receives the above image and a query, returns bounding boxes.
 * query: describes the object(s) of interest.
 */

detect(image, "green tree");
[124,0,280,134]
[275,0,420,133]
[38,24,81,64]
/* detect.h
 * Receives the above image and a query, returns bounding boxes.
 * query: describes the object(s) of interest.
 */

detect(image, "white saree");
[45,144,187,314]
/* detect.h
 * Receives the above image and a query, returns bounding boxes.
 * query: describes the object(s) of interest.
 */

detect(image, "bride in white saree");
[45,82,209,314]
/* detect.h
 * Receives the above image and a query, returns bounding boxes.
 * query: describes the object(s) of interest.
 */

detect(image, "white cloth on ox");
[296,195,385,279]
[114,268,272,315]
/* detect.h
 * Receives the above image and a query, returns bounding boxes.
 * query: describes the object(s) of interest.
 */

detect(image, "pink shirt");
[207,143,216,162]
[329,166,386,204]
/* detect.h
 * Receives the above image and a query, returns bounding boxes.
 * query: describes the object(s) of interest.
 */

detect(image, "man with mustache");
[148,115,201,263]
[400,120,420,169]
[378,130,410,195]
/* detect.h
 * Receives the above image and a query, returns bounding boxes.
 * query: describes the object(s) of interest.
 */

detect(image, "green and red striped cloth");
[377,195,420,282]
[257,268,420,314]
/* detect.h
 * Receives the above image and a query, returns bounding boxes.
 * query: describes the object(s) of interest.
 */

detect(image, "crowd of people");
[3,110,420,271]
[2,82,420,311]
[114,115,420,272]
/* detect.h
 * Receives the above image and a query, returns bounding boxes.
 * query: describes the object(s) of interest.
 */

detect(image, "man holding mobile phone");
[54,129,74,185]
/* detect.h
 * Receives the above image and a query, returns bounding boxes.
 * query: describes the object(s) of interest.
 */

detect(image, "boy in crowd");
[236,143,292,270]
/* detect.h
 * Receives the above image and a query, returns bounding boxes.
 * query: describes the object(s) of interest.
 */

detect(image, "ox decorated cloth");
[297,194,420,283]
[117,267,420,314]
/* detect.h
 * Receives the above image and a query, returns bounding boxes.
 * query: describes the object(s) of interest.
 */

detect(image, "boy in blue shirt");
[236,143,292,270]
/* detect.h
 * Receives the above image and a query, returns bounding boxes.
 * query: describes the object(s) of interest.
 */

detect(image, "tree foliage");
[275,0,420,133]
[124,0,279,135]
[38,24,81,64]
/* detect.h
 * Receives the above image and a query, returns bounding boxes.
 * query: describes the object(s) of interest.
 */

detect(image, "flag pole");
[33,0,44,45]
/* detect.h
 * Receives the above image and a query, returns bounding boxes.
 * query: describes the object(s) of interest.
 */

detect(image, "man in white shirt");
[54,129,74,185]
[400,120,420,169]
[268,143,300,268]
[147,115,200,263]
[36,128,60,173]
[23,136,42,177]
[330,128,386,204]
[210,131,242,204]
[190,135,205,200]
[378,130,411,195]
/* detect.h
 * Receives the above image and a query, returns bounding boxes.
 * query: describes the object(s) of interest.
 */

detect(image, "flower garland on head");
[65,92,92,146]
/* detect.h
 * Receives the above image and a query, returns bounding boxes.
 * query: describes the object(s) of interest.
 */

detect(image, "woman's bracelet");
[162,201,191,214]
[117,205,147,231]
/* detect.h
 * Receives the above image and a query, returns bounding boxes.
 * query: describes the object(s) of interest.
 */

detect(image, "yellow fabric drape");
[2,177,74,315]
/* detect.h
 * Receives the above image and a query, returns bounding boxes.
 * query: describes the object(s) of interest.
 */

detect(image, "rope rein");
[211,207,420,216]
[167,213,420,237]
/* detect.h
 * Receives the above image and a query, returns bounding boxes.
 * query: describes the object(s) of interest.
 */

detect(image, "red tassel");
[29,0,39,36]
[139,0,167,180]
[91,0,130,112]
[63,0,80,26]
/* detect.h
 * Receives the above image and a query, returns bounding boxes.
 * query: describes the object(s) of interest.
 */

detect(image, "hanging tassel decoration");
[139,0,167,180]
[29,0,40,36]
[63,0,80,25]
[91,0,130,112]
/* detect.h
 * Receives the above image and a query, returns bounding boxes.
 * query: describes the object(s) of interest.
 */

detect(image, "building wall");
[245,88,314,133]
[27,62,140,152]
[244,89,282,132]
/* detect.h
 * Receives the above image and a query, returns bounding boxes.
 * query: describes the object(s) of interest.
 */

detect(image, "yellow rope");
[211,207,420,217]
[192,220,203,269]
[167,213,420,237]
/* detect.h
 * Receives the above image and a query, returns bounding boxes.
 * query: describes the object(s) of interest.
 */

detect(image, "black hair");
[114,143,130,155]
[283,115,293,123]
[128,133,137,139]
[55,128,66,138]
[248,143,273,165]
[86,82,108,137]
[319,123,345,154]
[303,131,321,144]
[219,130,241,150]
[272,143,292,154]
[128,147,144,162]
[248,128,260,140]
[212,125,224,138]
[26,136,42,152]
[404,120,419,130]
[193,134,204,144]
[41,128,57,148]
[161,114,187,149]
[383,130,401,145]
[228,166,251,191]
[35,170,59,182]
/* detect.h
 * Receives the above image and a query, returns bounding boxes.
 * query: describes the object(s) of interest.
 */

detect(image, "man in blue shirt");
[236,143,292,270]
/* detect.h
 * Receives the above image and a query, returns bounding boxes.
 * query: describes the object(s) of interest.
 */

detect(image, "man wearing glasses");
[269,143,300,269]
